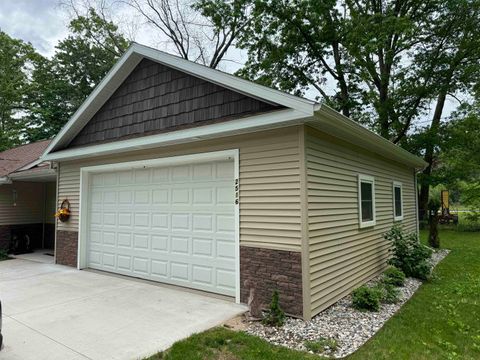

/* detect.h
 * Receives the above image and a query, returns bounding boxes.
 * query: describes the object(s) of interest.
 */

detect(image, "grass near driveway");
[147,229,480,360]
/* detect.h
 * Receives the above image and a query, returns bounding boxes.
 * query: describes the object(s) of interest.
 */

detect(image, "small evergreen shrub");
[413,260,433,281]
[262,290,285,327]
[377,283,401,304]
[382,267,406,287]
[304,337,338,353]
[384,225,433,280]
[352,286,382,311]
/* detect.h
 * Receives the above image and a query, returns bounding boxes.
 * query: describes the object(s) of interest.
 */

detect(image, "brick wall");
[56,230,78,267]
[0,225,10,250]
[240,246,303,317]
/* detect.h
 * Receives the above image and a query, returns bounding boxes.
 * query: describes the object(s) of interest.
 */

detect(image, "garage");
[79,151,239,298]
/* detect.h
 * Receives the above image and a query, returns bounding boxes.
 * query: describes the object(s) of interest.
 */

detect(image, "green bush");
[384,225,433,280]
[262,290,285,327]
[304,337,338,353]
[0,249,9,261]
[382,267,406,287]
[377,283,401,304]
[352,286,382,311]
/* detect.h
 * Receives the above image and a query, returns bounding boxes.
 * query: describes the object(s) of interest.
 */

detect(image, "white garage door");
[86,159,236,296]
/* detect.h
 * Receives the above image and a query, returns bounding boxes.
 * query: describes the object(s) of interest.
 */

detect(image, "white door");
[86,159,236,296]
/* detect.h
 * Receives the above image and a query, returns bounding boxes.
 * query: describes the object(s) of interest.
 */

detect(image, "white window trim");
[77,149,241,303]
[393,181,404,221]
[358,174,376,228]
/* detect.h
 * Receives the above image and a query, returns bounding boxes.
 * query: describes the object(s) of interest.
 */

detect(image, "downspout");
[42,183,46,249]
[414,169,420,238]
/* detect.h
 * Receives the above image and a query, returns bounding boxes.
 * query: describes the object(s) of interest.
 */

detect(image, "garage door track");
[0,259,246,360]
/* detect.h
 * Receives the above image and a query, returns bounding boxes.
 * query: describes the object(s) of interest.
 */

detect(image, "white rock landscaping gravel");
[246,249,450,358]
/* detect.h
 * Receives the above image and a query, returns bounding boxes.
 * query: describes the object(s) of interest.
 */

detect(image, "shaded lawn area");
[147,229,480,360]
[348,229,480,360]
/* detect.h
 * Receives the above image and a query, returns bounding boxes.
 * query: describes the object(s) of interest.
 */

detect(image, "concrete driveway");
[0,258,246,360]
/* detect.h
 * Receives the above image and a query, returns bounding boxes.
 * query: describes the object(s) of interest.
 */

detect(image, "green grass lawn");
[148,229,480,360]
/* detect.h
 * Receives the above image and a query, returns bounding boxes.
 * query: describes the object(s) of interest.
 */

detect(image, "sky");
[0,0,68,57]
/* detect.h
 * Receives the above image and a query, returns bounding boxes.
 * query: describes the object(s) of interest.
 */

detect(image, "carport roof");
[0,140,51,178]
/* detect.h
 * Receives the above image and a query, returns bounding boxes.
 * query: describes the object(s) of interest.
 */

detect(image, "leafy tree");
[0,32,40,150]
[414,0,480,216]
[229,0,442,138]
[26,8,129,141]
[436,102,480,215]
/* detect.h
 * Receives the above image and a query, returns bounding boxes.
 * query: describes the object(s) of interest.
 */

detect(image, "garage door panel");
[86,159,236,296]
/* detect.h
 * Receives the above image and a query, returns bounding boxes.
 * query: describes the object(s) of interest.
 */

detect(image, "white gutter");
[311,105,428,169]
[41,102,427,169]
[8,169,57,181]
[0,176,12,185]
[42,108,312,162]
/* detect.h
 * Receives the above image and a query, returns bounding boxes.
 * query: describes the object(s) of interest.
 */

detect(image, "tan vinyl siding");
[0,182,45,225]
[45,182,57,224]
[305,126,417,317]
[57,126,303,251]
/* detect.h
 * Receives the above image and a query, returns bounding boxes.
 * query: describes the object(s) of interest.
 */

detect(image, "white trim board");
[43,108,309,162]
[77,149,241,303]
[358,174,376,228]
[393,181,404,222]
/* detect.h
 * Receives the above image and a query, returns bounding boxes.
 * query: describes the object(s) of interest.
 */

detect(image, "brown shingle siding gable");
[67,59,283,148]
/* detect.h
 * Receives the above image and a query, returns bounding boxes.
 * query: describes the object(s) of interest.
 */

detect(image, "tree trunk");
[419,90,448,219]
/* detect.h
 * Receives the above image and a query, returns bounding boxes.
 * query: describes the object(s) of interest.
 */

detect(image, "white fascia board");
[42,46,142,156]
[43,108,312,162]
[43,42,317,157]
[17,158,49,171]
[0,177,12,185]
[310,105,428,169]
[8,169,57,181]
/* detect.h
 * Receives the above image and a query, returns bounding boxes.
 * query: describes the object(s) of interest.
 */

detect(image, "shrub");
[262,290,285,327]
[376,283,401,304]
[304,338,338,353]
[382,267,405,287]
[384,225,433,280]
[0,249,9,261]
[413,260,433,281]
[352,286,382,311]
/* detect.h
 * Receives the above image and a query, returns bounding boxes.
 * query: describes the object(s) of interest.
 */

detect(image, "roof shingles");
[0,140,51,177]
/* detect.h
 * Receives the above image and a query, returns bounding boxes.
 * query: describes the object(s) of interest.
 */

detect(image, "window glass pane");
[360,182,373,221]
[361,182,372,201]
[394,186,402,217]
[362,200,373,221]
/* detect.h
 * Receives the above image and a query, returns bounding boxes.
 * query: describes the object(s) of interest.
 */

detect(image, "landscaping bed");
[246,249,449,358]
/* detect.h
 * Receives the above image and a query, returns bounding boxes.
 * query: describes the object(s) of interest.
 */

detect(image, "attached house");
[0,140,57,252]
[41,43,426,320]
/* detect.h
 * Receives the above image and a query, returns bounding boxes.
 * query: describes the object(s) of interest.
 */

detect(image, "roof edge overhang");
[0,176,12,185]
[7,168,57,182]
[42,103,426,170]
[310,105,428,169]
[42,42,316,157]
[40,42,425,169]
